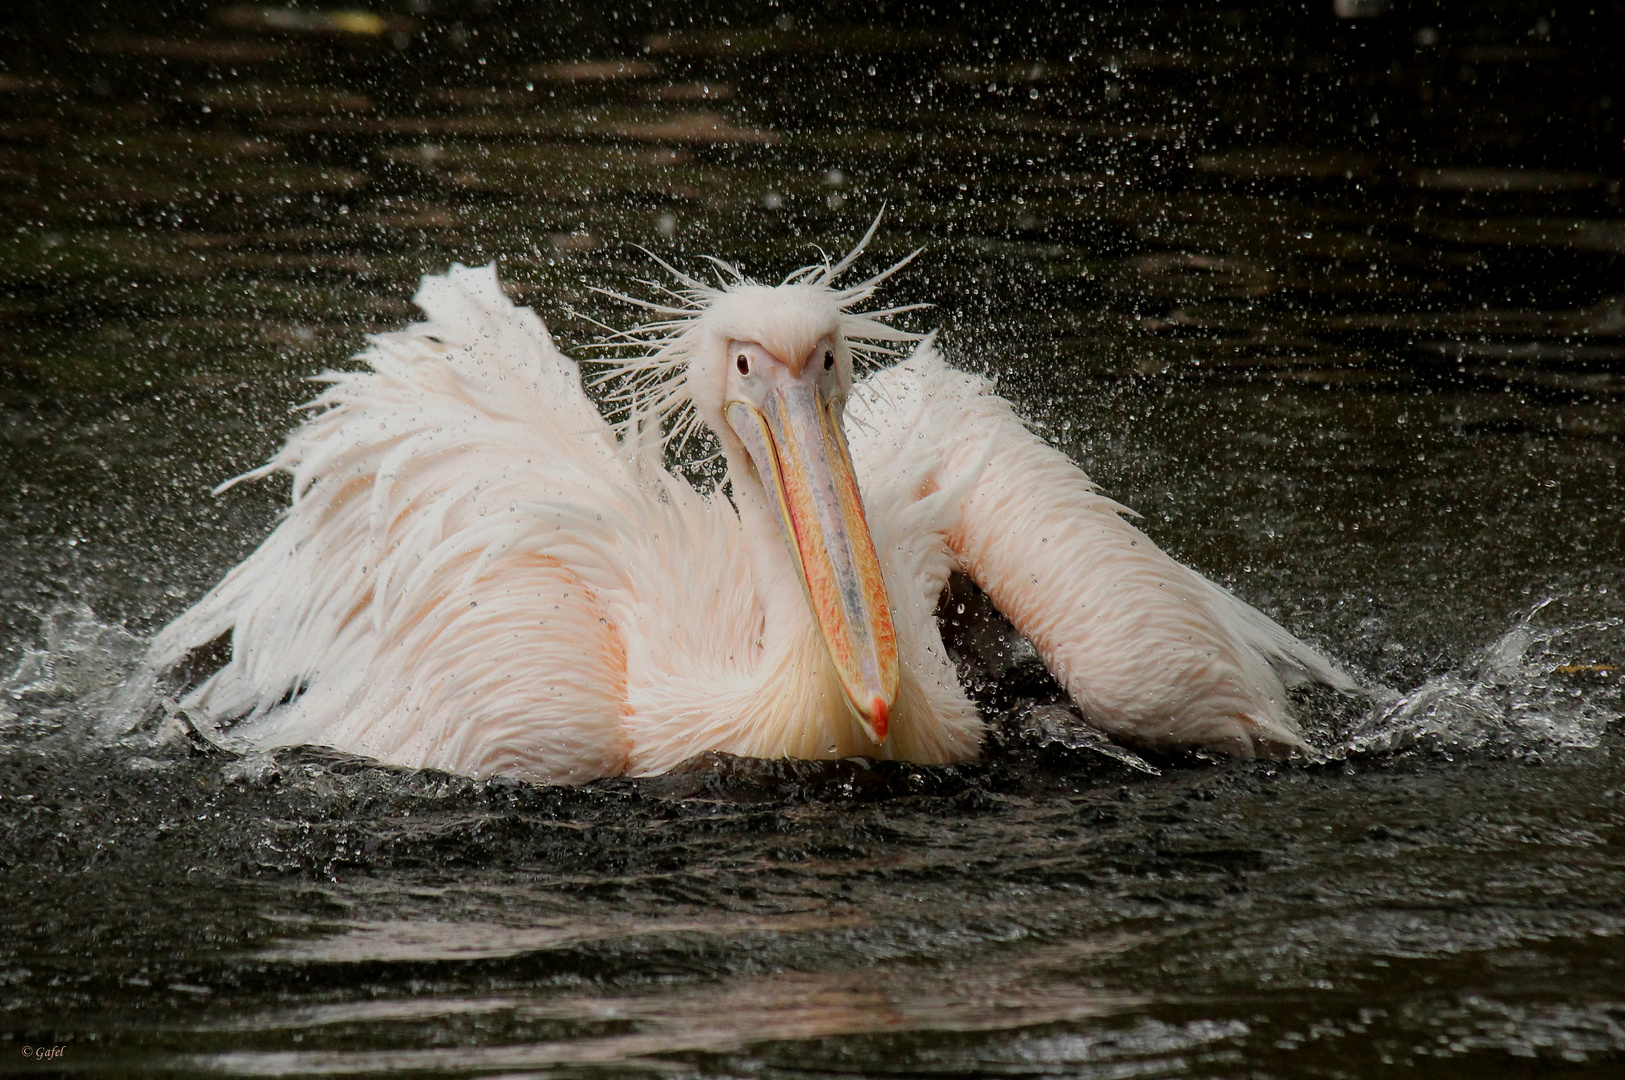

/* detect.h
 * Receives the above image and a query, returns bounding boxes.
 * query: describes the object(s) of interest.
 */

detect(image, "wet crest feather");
[583,217,927,460]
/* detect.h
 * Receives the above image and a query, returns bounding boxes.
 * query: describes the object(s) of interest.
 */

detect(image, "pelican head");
[595,222,923,744]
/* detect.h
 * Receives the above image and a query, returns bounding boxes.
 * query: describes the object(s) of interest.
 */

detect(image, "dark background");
[2,4,1624,1077]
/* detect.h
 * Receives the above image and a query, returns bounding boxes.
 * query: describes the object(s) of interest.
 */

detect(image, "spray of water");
[1332,599,1623,762]
[2,598,1617,772]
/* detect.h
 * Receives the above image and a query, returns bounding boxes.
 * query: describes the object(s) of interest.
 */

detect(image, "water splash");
[0,604,168,750]
[1335,599,1623,761]
[3,598,1619,776]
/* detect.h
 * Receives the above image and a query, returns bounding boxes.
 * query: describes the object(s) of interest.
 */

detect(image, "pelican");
[147,226,1355,784]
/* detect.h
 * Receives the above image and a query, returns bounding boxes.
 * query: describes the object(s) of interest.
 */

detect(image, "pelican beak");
[726,383,899,744]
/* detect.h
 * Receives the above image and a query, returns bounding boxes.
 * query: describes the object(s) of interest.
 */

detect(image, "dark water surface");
[2,2,1624,1075]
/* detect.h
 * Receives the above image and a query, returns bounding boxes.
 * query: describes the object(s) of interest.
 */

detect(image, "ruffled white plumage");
[150,263,981,782]
[151,265,639,781]
[848,352,1356,758]
[150,258,1352,783]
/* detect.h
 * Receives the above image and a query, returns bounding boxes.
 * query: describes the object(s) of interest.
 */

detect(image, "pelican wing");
[848,344,1356,759]
[148,264,640,783]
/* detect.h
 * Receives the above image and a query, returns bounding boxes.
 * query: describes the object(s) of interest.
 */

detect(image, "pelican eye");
[736,353,750,374]
[823,350,834,370]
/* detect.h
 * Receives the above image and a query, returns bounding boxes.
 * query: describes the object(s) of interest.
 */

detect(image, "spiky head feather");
[587,216,926,456]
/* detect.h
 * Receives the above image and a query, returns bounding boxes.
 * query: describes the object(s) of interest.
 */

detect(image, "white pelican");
[148,227,1355,784]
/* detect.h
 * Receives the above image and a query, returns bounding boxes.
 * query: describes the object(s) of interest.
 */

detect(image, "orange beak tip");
[868,696,890,743]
